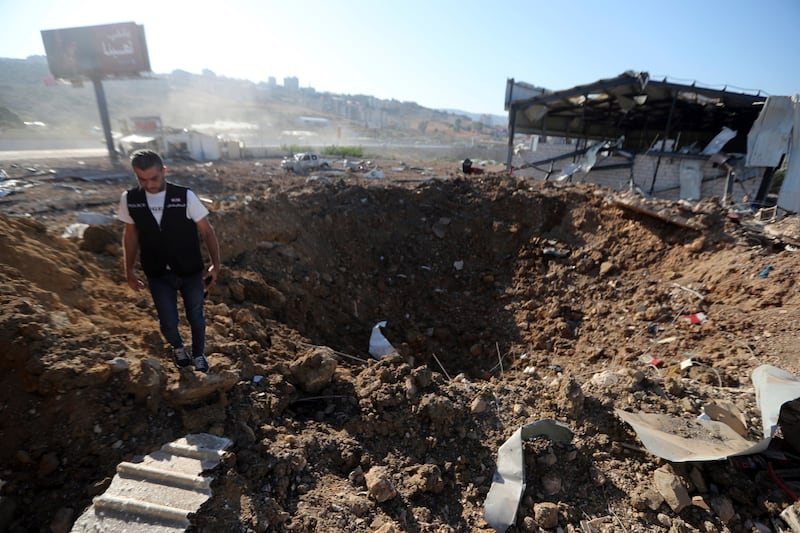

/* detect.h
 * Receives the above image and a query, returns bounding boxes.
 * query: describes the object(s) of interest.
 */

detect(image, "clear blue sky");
[1,0,797,116]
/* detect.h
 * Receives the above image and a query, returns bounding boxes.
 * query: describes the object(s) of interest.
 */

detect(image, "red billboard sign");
[41,22,150,79]
[130,116,162,132]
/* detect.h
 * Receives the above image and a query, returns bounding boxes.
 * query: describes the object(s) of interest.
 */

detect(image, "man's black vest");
[127,183,204,277]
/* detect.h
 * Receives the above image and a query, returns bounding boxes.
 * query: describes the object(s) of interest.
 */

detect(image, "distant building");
[284,76,299,91]
[296,116,329,127]
[267,76,276,87]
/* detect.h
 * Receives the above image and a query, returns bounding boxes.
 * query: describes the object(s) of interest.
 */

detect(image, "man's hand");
[122,223,143,291]
[197,217,221,293]
[204,264,218,291]
[126,271,145,291]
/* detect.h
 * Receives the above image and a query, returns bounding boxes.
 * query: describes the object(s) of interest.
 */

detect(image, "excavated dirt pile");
[1,157,800,532]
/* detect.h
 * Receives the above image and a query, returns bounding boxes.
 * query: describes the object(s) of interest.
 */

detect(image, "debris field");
[1,156,800,533]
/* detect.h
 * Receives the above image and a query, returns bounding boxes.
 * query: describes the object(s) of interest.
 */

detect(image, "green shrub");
[280,144,312,154]
[0,105,23,128]
[770,166,786,194]
[320,145,364,158]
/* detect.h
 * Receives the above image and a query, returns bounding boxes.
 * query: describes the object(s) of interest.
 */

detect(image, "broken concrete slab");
[609,191,704,230]
[70,433,232,532]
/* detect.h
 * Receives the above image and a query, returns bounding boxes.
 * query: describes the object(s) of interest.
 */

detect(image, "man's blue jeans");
[147,270,206,358]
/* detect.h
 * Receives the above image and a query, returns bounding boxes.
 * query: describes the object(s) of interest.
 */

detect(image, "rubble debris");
[654,464,692,512]
[609,191,704,230]
[364,466,398,503]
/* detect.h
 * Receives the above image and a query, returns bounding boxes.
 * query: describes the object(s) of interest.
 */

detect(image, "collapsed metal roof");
[506,71,768,153]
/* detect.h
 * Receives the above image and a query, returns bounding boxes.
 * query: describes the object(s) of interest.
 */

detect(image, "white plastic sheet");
[483,419,573,532]
[368,321,397,359]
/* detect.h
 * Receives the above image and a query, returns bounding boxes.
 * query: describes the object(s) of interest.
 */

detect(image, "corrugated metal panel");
[71,433,232,532]
[777,97,800,214]
[746,96,794,167]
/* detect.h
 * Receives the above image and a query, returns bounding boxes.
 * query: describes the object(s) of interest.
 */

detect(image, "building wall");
[511,140,757,202]
[164,132,221,161]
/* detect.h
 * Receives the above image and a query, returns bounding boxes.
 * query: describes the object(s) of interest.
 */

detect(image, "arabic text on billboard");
[41,22,150,79]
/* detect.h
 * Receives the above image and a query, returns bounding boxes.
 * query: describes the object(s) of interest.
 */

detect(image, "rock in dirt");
[365,466,398,502]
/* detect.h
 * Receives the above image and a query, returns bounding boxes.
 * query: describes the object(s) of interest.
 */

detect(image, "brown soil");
[1,155,800,533]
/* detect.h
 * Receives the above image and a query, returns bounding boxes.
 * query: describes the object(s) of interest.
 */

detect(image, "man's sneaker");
[193,355,209,373]
[172,346,191,368]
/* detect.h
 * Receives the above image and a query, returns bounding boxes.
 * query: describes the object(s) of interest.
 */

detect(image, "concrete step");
[70,433,232,532]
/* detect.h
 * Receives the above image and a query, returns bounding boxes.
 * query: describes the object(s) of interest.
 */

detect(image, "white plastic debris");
[590,370,619,387]
[364,169,385,179]
[306,175,332,185]
[76,211,116,225]
[753,364,800,440]
[368,321,397,359]
[62,223,89,239]
[553,140,606,181]
[483,420,574,532]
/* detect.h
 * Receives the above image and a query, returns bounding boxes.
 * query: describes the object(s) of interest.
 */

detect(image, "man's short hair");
[130,149,164,171]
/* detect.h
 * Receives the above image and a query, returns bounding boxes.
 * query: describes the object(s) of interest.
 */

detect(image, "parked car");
[280,152,331,173]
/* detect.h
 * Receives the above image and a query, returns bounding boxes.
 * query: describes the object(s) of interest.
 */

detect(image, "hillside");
[0,56,501,149]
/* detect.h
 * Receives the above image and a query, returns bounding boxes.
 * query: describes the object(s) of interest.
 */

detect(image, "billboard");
[130,116,162,132]
[41,22,150,79]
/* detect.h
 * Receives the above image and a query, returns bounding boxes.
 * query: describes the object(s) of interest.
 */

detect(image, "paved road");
[0,148,111,161]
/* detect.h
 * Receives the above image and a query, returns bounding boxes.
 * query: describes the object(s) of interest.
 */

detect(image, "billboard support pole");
[91,76,119,163]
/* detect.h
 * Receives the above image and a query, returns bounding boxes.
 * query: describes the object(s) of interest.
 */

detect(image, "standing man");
[118,149,220,373]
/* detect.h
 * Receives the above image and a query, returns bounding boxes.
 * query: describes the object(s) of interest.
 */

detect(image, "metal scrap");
[616,365,800,462]
[483,419,574,532]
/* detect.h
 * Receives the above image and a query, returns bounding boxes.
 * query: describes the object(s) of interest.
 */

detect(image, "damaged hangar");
[505,71,795,211]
